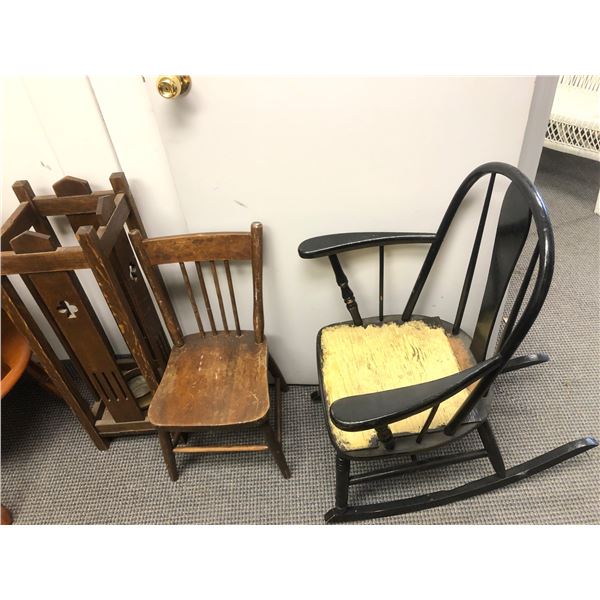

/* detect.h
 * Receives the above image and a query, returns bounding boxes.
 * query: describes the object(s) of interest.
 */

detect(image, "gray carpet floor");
[1,148,599,524]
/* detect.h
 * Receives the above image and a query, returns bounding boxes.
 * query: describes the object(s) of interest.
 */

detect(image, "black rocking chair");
[298,162,597,523]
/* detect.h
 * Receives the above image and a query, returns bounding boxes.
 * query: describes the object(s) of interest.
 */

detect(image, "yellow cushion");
[320,320,474,451]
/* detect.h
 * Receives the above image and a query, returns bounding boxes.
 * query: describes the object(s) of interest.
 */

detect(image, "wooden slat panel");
[142,232,252,264]
[77,225,159,392]
[109,233,171,368]
[10,231,144,423]
[0,246,87,275]
[8,233,97,393]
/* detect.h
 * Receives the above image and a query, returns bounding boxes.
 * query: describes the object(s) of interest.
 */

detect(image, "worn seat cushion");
[320,320,475,451]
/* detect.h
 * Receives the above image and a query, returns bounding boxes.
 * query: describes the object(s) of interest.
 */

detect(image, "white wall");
[2,77,553,383]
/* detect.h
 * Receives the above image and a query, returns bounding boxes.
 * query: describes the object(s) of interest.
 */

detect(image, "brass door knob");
[156,75,191,99]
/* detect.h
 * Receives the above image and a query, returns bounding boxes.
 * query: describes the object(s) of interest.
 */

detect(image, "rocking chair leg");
[324,454,351,522]
[261,423,291,479]
[478,421,506,477]
[268,354,289,392]
[158,430,179,482]
[335,454,351,509]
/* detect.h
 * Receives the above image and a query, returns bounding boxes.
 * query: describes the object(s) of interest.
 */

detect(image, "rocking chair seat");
[320,319,476,451]
[148,332,270,429]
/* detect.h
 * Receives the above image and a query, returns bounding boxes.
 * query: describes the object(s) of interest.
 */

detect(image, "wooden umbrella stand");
[0,173,170,449]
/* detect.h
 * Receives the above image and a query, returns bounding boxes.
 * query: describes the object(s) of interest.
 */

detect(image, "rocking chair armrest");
[298,232,436,259]
[329,356,503,432]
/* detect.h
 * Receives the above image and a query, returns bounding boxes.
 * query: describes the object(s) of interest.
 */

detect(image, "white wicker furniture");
[544,75,600,213]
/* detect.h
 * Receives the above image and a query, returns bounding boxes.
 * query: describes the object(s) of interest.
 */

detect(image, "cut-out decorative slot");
[56,300,79,319]
[129,263,138,281]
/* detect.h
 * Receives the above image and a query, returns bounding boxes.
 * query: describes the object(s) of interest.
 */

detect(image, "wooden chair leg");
[274,377,283,444]
[478,420,506,477]
[158,430,179,481]
[268,354,289,392]
[261,423,291,479]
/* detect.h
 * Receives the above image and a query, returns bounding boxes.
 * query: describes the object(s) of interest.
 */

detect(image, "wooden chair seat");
[320,320,475,451]
[148,332,270,429]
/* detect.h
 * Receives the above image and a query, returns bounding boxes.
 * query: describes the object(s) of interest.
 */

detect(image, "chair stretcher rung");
[172,444,269,453]
[349,449,488,485]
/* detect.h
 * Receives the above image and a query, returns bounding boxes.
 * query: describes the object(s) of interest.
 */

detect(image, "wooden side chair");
[298,162,597,523]
[129,222,290,481]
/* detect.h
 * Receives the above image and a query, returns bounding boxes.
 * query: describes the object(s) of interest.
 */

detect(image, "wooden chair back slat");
[210,260,229,334]
[195,262,217,334]
[179,262,205,336]
[224,260,241,336]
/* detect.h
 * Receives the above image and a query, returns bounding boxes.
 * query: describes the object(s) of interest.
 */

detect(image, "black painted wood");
[500,353,548,374]
[335,454,351,509]
[298,232,436,259]
[298,162,595,523]
[348,449,488,485]
[453,173,495,335]
[469,182,533,361]
[325,438,598,523]
[330,356,501,432]
[328,254,363,326]
[496,245,540,352]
